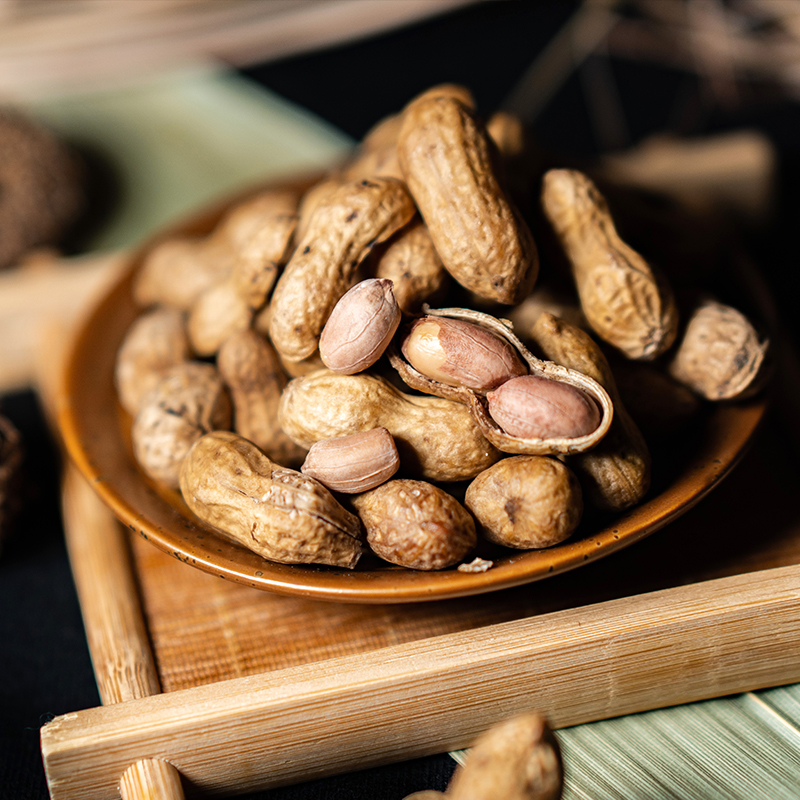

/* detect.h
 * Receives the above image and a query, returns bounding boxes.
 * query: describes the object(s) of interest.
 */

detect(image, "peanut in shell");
[268,177,416,363]
[541,168,679,360]
[397,95,538,304]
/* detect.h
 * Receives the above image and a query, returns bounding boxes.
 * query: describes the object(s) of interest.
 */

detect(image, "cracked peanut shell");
[389,306,614,456]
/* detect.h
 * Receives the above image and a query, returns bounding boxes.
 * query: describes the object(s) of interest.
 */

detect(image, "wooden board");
[40,379,800,798]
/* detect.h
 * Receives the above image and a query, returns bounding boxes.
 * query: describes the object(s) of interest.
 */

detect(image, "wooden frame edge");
[41,564,800,799]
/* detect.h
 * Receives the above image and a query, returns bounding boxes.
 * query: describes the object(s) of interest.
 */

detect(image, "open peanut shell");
[388,306,614,456]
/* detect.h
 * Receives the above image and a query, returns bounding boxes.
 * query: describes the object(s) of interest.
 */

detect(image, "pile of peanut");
[115,84,769,573]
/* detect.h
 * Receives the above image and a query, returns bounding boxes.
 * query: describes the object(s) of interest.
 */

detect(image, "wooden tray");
[40,360,800,798]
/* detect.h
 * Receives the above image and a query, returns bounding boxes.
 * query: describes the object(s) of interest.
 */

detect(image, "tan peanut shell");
[370,218,449,313]
[340,113,404,182]
[133,189,298,310]
[217,329,306,467]
[301,428,399,493]
[278,370,501,482]
[397,95,538,304]
[389,306,614,456]
[114,305,190,416]
[530,312,651,511]
[541,168,679,360]
[446,712,563,800]
[668,297,769,400]
[231,211,296,307]
[465,456,582,549]
[351,479,476,570]
[268,177,417,363]
[187,278,252,357]
[134,235,232,310]
[131,362,231,489]
[179,431,362,569]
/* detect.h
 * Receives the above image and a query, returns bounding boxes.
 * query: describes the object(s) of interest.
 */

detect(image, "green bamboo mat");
[25,65,800,799]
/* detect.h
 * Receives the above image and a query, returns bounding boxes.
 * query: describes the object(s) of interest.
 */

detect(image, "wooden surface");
[40,391,800,798]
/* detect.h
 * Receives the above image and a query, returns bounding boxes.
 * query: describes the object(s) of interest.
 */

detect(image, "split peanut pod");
[390,306,614,456]
[541,168,679,360]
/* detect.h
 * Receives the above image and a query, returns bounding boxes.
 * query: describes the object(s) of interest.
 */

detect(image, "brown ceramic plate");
[58,178,769,604]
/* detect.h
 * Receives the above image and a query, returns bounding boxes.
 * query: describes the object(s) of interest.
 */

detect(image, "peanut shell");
[397,95,538,304]
[180,431,362,568]
[352,479,476,570]
[278,370,500,482]
[541,168,679,360]
[390,306,614,456]
[268,177,416,363]
[668,297,769,400]
[530,312,651,511]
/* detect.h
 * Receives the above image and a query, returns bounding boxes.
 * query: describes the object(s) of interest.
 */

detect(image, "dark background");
[2,1,799,797]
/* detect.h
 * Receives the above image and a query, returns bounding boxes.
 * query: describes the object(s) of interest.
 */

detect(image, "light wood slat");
[120,760,185,800]
[61,464,161,704]
[60,463,186,800]
[40,565,800,800]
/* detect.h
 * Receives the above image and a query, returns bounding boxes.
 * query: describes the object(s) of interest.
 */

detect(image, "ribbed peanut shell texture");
[278,370,500,482]
[179,431,362,569]
[466,456,583,550]
[668,298,768,400]
[131,362,231,489]
[397,95,538,304]
[541,168,679,360]
[390,306,614,456]
[269,177,416,363]
[352,479,476,571]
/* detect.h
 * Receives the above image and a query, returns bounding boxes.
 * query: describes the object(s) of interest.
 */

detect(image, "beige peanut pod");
[217,329,306,467]
[115,306,190,416]
[530,312,651,511]
[541,168,679,360]
[446,712,563,800]
[268,177,416,363]
[340,113,404,182]
[397,95,538,304]
[131,362,231,489]
[668,297,769,400]
[134,189,298,310]
[370,219,450,313]
[465,456,583,550]
[278,370,500,483]
[351,478,476,571]
[390,306,614,456]
[134,236,232,310]
[301,428,399,493]
[187,278,252,357]
[179,431,362,568]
